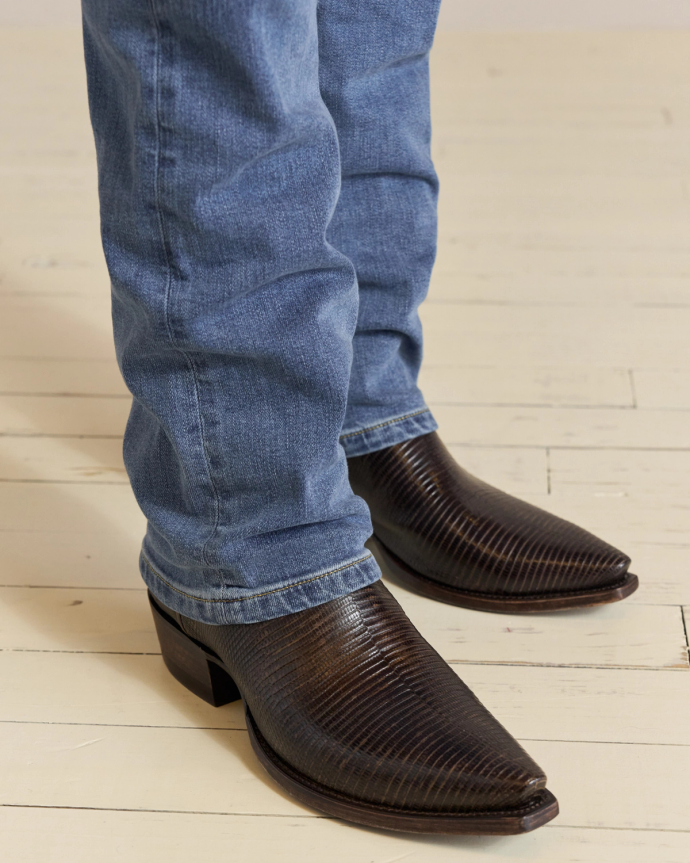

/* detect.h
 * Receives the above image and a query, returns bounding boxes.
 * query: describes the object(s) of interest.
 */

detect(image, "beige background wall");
[1,0,690,28]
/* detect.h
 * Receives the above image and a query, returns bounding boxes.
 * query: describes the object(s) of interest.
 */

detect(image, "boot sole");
[370,535,639,614]
[149,591,559,835]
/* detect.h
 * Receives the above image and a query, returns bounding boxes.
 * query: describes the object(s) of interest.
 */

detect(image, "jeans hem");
[141,549,382,624]
[339,407,438,458]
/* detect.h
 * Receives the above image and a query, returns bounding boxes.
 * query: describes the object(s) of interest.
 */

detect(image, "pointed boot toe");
[348,431,639,612]
[149,580,558,834]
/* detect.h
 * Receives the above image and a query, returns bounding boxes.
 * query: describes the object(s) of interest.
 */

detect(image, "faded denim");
[81,0,441,624]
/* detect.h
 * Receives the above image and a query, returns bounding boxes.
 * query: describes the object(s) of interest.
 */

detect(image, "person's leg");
[81,0,380,624]
[318,0,442,456]
[80,0,559,832]
[318,1,637,609]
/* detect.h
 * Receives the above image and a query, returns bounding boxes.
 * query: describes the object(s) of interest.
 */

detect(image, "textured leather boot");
[348,432,638,612]
[150,580,558,833]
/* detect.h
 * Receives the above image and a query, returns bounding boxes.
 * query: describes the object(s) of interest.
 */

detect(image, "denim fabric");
[81,0,441,624]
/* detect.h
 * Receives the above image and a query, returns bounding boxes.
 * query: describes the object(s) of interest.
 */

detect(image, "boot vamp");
[186,581,546,813]
[350,432,631,596]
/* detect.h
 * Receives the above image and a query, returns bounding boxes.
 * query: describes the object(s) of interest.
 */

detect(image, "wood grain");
[0,721,687,831]
[433,404,690,449]
[2,583,686,669]
[0,358,127,396]
[0,295,113,360]
[1,651,687,746]
[422,304,690,368]
[2,809,689,863]
[0,23,688,858]
[419,365,633,407]
[549,449,690,496]
[0,436,127,483]
[385,581,688,669]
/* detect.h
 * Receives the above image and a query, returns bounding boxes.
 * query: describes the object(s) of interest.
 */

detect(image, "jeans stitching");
[141,551,374,604]
[148,0,222,570]
[339,408,430,441]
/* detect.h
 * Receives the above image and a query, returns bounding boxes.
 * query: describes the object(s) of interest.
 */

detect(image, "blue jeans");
[82,0,441,624]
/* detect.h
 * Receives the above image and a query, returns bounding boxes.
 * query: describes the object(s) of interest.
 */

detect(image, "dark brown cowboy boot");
[149,580,558,834]
[348,431,638,613]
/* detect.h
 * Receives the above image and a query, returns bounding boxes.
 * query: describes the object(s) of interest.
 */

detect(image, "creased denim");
[81,0,441,624]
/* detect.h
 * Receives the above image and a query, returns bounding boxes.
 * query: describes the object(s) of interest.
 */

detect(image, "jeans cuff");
[339,407,438,458]
[140,549,382,625]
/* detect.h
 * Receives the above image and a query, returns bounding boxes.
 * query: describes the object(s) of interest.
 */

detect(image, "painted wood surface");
[1,582,686,670]
[0,722,687,830]
[0,358,127,395]
[1,650,688,746]
[1,809,689,863]
[419,365,634,407]
[0,25,688,862]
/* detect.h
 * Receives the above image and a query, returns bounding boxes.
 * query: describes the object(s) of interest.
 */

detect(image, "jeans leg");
[81,0,380,624]
[318,0,442,457]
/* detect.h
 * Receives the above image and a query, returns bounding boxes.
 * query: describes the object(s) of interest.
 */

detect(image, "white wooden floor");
[1,25,689,862]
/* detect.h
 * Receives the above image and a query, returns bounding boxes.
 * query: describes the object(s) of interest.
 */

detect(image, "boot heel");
[149,596,241,707]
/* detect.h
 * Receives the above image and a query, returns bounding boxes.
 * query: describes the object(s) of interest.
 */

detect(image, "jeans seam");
[149,0,222,569]
[141,551,374,605]
[339,408,430,441]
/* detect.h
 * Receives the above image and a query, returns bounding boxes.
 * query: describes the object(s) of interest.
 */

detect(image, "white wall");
[1,0,690,29]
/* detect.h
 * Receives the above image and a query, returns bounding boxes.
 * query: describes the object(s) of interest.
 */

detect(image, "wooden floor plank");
[0,436,126,483]
[433,404,690,449]
[431,247,690,293]
[625,542,690,607]
[427,272,690,308]
[0,437,553,491]
[432,85,688,132]
[1,480,686,604]
[0,651,244,731]
[0,358,126,396]
[0,481,143,534]
[3,516,681,604]
[437,177,689,238]
[429,31,690,127]
[529,739,690,831]
[0,582,685,670]
[1,167,99,222]
[0,722,304,817]
[384,580,688,670]
[634,370,690,410]
[2,808,688,863]
[0,586,156,654]
[0,295,113,360]
[0,225,108,298]
[519,494,689,546]
[459,664,690,747]
[445,444,547,494]
[1,22,689,852]
[0,394,128,437]
[2,651,688,747]
[549,449,690,497]
[0,722,687,831]
[421,303,690,368]
[432,132,690,180]
[419,364,633,407]
[0,529,143,590]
